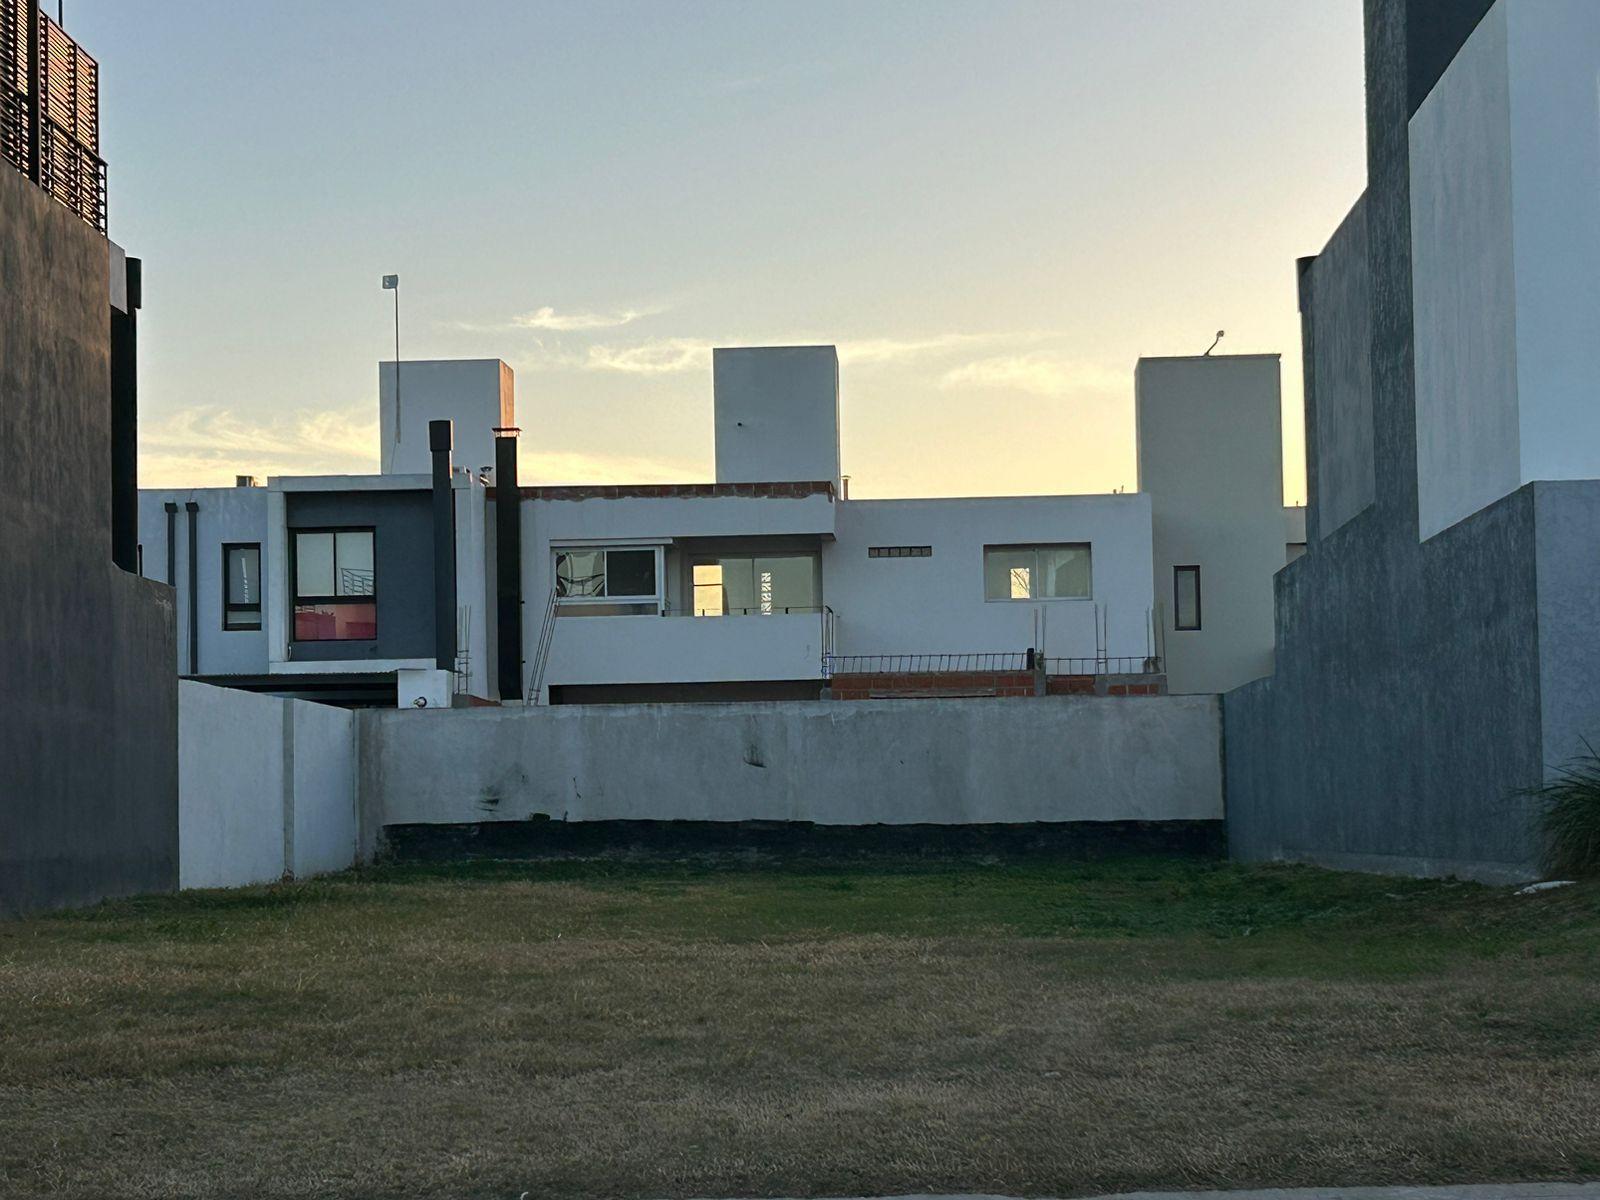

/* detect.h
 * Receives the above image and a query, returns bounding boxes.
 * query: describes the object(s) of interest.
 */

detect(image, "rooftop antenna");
[1203,330,1225,357]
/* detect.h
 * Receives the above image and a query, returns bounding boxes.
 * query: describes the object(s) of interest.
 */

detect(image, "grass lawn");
[2,856,1598,1200]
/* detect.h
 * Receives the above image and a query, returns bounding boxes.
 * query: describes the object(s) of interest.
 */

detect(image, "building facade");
[139,345,1292,707]
[1225,0,1600,882]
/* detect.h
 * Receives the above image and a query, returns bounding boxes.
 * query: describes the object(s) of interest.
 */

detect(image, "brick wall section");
[486,481,836,502]
[833,671,1167,700]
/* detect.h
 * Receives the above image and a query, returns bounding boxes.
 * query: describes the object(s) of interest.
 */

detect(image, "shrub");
[1527,741,1600,878]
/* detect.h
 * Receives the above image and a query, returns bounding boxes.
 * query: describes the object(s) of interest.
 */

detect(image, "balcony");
[1,5,106,233]
[541,609,830,688]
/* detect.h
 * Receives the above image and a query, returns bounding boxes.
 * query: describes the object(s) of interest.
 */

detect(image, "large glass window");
[692,554,819,615]
[983,543,1091,601]
[293,529,376,641]
[223,543,262,631]
[1174,565,1202,631]
[555,547,660,616]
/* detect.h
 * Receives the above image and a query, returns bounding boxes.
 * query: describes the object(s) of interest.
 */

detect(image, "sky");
[71,0,1367,502]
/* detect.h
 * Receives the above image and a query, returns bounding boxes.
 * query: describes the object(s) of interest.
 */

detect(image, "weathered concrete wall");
[1308,199,1375,540]
[360,696,1222,835]
[1224,0,1552,884]
[0,162,178,915]
[178,681,356,889]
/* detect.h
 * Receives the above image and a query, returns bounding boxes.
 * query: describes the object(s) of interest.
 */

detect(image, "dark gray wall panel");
[286,490,434,662]
[1309,199,1376,539]
[0,166,178,915]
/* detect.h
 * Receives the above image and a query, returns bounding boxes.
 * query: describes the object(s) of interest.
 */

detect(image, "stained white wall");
[178,681,357,889]
[379,359,514,478]
[827,495,1155,662]
[365,696,1223,828]
[1136,355,1285,695]
[1411,0,1600,540]
[713,346,840,485]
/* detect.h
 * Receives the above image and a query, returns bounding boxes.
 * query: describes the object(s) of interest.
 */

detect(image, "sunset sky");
[76,0,1367,501]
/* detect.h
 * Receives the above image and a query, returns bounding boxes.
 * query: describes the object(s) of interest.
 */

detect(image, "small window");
[555,546,661,615]
[1174,565,1202,631]
[223,543,262,631]
[293,528,376,641]
[868,545,932,559]
[983,543,1091,601]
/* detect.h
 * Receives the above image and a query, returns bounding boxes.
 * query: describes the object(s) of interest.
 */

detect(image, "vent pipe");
[493,428,523,701]
[429,420,457,674]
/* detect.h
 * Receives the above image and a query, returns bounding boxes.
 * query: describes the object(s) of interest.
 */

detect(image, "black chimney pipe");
[493,428,523,700]
[430,420,457,675]
[184,500,199,675]
[110,257,142,573]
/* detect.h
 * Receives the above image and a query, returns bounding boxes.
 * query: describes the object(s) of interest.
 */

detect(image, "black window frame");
[1174,564,1202,631]
[221,541,263,632]
[291,526,378,642]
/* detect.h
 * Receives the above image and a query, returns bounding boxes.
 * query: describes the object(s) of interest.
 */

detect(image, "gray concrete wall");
[1532,480,1600,783]
[286,489,434,663]
[1223,0,1552,883]
[360,696,1222,835]
[1308,199,1375,540]
[0,162,179,916]
[178,681,356,889]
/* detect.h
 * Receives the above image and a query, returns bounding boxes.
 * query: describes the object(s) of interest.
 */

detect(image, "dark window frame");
[222,541,263,631]
[982,542,1093,602]
[1174,564,1202,631]
[554,546,662,605]
[291,526,378,642]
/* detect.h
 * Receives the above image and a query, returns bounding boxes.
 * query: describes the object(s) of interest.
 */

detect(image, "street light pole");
[382,274,400,443]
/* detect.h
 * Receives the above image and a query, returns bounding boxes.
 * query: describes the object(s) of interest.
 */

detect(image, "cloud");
[512,306,654,332]
[139,404,377,487]
[520,449,704,485]
[939,354,1127,397]
[582,338,713,375]
[838,333,1037,365]
[447,305,659,335]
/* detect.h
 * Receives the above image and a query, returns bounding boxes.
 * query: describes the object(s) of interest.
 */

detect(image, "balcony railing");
[1,3,106,232]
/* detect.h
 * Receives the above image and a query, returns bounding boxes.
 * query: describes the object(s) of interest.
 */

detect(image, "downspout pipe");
[430,420,457,675]
[493,428,523,700]
[184,501,199,675]
[163,501,177,589]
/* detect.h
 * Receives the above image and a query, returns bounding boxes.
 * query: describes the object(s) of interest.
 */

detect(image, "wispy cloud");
[582,338,713,375]
[940,354,1126,397]
[448,305,660,335]
[140,404,378,487]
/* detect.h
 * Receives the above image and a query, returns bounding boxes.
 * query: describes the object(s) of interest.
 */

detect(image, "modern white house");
[138,345,1296,705]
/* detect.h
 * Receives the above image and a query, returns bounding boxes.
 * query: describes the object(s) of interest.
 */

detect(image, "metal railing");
[825,652,1165,679]
[1046,656,1163,676]
[1,4,105,232]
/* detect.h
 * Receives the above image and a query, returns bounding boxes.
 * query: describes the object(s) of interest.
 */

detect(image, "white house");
[138,345,1293,705]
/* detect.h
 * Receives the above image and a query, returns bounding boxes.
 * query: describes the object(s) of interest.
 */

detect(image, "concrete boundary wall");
[358,696,1222,846]
[179,681,357,889]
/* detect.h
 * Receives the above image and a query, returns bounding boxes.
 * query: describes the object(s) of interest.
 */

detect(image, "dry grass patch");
[1,858,1597,1199]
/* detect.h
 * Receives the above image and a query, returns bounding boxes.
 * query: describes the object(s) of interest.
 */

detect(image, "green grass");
[2,857,1598,1200]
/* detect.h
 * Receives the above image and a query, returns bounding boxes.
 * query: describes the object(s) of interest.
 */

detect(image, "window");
[868,545,932,559]
[223,543,262,631]
[293,529,376,641]
[555,547,660,616]
[1174,565,1202,631]
[692,554,819,615]
[983,543,1091,601]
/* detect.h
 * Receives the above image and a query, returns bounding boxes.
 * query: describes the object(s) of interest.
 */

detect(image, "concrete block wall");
[359,695,1224,836]
[178,681,357,889]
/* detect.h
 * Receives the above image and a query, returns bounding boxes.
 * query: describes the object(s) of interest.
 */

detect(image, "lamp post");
[382,274,400,441]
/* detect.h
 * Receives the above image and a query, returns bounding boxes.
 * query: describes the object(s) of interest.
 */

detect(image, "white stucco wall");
[378,358,513,478]
[137,485,271,676]
[713,346,840,485]
[1135,355,1285,695]
[1411,0,1600,540]
[364,695,1223,828]
[178,681,357,889]
[827,494,1155,662]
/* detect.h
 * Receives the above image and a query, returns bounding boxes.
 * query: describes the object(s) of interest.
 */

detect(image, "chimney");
[429,419,457,674]
[493,427,523,701]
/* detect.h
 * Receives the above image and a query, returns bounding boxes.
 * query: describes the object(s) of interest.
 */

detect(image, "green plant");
[1528,741,1600,877]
